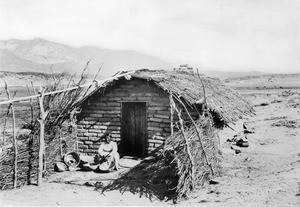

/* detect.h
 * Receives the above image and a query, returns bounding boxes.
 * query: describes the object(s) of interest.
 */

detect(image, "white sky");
[0,0,299,73]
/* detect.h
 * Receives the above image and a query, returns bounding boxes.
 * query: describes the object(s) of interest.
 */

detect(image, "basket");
[63,152,80,168]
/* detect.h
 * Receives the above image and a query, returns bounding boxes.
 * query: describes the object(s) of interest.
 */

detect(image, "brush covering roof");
[77,69,254,124]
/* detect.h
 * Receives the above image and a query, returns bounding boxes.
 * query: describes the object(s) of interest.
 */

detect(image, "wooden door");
[121,102,147,157]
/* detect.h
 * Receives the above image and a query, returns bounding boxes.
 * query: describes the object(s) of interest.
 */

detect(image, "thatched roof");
[76,69,254,124]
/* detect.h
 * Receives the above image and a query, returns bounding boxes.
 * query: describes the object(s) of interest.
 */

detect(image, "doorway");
[121,102,147,157]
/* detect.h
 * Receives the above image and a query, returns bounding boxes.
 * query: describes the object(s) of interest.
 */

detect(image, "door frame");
[120,101,148,157]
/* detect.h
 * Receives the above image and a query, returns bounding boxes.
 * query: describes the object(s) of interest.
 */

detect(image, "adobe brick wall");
[76,78,199,155]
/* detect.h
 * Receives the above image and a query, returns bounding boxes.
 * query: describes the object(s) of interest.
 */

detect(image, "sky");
[0,0,299,73]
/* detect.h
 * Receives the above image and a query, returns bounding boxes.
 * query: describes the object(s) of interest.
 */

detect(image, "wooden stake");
[2,104,10,150]
[196,69,213,134]
[2,87,17,150]
[11,101,17,188]
[196,69,216,174]
[59,128,63,159]
[74,127,78,153]
[37,87,48,186]
[70,107,81,153]
[175,96,215,176]
[170,95,195,185]
[4,81,18,188]
[26,85,34,127]
[169,94,174,135]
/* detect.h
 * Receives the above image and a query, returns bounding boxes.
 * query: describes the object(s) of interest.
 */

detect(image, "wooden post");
[70,107,81,153]
[26,85,34,127]
[2,104,10,150]
[169,94,174,136]
[59,128,63,159]
[4,81,18,188]
[2,86,17,151]
[74,126,78,153]
[11,99,17,188]
[37,87,48,186]
[196,69,213,134]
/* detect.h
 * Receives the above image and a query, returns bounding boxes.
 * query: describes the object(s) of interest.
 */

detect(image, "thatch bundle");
[102,116,220,202]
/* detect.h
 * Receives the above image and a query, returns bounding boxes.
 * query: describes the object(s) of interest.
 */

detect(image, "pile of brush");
[164,116,220,200]
[102,153,178,201]
[102,116,220,202]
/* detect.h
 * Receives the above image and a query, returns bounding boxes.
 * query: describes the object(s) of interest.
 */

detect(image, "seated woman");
[97,133,120,171]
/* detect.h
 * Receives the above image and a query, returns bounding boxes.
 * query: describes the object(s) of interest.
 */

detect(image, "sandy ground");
[180,89,300,206]
[1,88,300,206]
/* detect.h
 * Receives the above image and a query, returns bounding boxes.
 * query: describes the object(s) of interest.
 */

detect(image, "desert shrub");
[271,119,300,128]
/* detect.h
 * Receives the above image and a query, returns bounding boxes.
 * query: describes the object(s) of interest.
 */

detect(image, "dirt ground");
[1,87,300,206]
[180,88,300,206]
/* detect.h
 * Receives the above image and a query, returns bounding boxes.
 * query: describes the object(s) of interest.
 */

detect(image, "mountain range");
[0,38,273,79]
[0,38,173,77]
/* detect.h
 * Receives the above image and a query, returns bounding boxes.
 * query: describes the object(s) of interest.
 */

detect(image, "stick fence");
[0,71,134,187]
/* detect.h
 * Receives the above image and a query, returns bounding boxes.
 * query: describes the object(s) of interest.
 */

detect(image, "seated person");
[97,133,120,170]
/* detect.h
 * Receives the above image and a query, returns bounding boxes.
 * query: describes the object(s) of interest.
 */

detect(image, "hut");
[75,69,253,157]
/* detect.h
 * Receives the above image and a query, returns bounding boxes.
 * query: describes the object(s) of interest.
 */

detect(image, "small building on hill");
[75,69,253,157]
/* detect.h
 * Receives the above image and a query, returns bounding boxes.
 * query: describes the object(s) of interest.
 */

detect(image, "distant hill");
[224,73,300,89]
[0,49,49,73]
[1,38,285,80]
[224,72,300,81]
[0,38,173,76]
[198,70,269,79]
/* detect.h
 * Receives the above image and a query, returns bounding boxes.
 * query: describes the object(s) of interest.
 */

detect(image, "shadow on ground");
[100,155,178,202]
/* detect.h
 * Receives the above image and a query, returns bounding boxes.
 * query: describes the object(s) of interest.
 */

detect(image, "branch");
[93,62,104,80]
[196,69,213,132]
[26,85,34,127]
[169,95,195,186]
[177,97,215,176]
